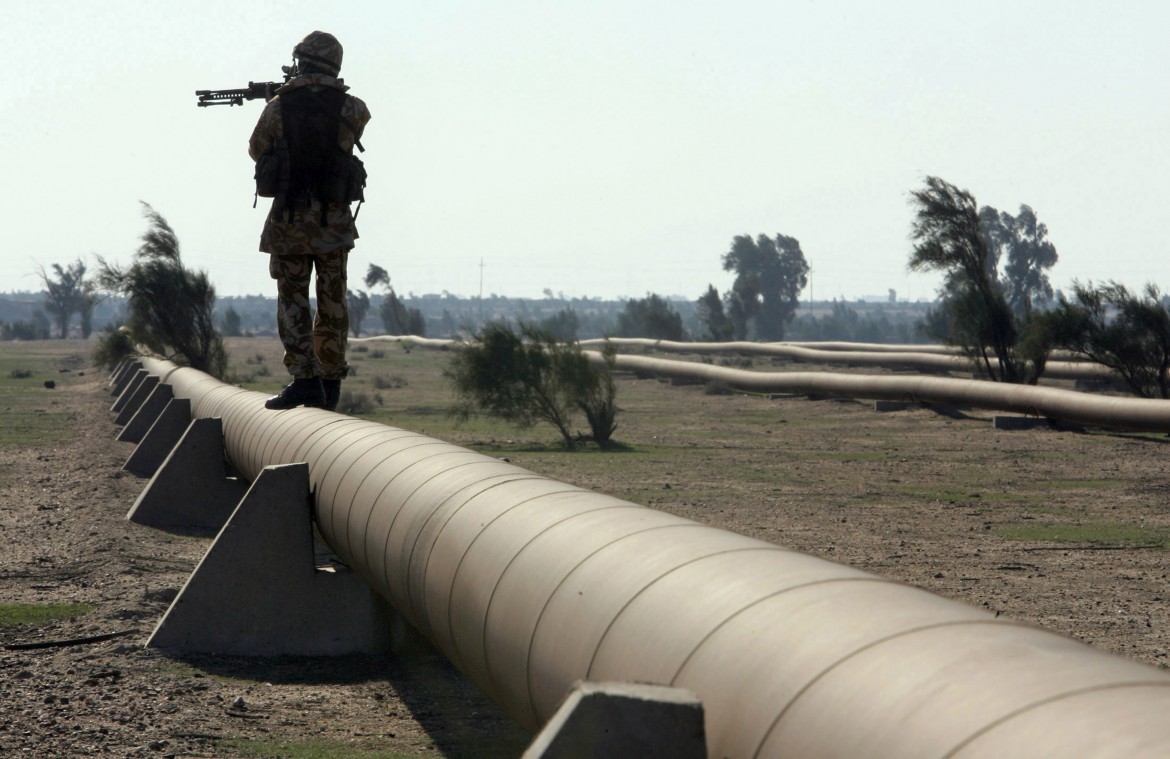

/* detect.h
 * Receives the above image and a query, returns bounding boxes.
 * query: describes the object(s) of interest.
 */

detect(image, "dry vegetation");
[2,337,1168,757]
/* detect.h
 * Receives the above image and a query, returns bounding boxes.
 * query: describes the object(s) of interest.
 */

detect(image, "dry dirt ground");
[2,339,1169,758]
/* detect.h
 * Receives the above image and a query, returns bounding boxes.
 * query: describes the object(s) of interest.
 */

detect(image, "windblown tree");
[614,293,685,341]
[96,203,228,377]
[446,322,618,449]
[364,263,426,336]
[77,288,101,339]
[346,289,370,337]
[909,177,1052,383]
[722,233,810,341]
[979,204,1059,320]
[220,306,243,337]
[38,259,93,339]
[1044,282,1170,399]
[696,285,734,342]
[539,308,580,341]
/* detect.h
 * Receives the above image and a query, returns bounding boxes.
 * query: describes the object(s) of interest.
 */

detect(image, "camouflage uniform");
[248,34,371,381]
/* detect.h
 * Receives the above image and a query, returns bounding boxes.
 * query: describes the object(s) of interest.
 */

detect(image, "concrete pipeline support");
[131,357,1170,758]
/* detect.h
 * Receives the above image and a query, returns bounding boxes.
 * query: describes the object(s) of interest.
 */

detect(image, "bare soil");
[2,340,1168,757]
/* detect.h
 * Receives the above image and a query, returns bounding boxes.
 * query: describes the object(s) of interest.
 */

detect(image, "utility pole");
[478,258,485,326]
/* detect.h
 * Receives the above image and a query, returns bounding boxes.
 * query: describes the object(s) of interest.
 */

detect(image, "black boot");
[322,379,342,412]
[264,378,326,410]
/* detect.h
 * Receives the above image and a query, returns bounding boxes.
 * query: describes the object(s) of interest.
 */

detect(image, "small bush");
[446,322,619,450]
[372,375,407,390]
[9,369,33,379]
[92,324,137,371]
[704,381,733,395]
[336,389,380,415]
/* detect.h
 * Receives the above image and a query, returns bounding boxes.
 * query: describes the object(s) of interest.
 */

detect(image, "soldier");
[249,30,371,410]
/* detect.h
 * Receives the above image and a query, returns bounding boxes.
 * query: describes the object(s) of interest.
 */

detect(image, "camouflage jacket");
[248,74,371,256]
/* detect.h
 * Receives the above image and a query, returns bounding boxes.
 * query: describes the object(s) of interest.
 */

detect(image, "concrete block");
[114,375,159,426]
[117,383,174,444]
[993,415,1085,432]
[875,400,919,412]
[111,369,147,412]
[522,681,706,759]
[108,358,130,388]
[126,417,248,533]
[110,359,141,395]
[147,463,395,657]
[124,398,192,477]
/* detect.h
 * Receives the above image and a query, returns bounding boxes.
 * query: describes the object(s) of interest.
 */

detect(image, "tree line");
[17,180,1170,405]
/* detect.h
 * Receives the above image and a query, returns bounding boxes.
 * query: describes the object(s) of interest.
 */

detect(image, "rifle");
[195,64,296,107]
[195,81,279,107]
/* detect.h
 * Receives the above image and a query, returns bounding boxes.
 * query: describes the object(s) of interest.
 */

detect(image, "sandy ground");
[2,343,1168,757]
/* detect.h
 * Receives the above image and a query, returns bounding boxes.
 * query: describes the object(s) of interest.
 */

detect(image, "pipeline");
[130,357,1170,758]
[579,338,1110,382]
[354,336,1164,431]
[594,352,1170,433]
[356,335,1113,383]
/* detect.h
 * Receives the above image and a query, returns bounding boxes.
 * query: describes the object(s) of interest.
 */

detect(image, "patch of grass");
[148,659,208,679]
[0,409,75,446]
[815,450,888,462]
[1032,478,1120,491]
[0,602,94,628]
[228,738,417,759]
[995,522,1170,548]
[892,484,996,502]
[890,482,1093,509]
[0,343,80,446]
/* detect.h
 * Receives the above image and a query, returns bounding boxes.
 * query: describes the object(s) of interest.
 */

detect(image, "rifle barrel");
[195,81,279,107]
[195,88,249,107]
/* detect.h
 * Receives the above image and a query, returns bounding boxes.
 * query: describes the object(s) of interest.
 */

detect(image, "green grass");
[0,602,94,628]
[814,450,889,462]
[0,408,76,445]
[228,739,417,759]
[995,522,1170,548]
[0,342,84,446]
[891,477,1127,508]
[1035,478,1120,490]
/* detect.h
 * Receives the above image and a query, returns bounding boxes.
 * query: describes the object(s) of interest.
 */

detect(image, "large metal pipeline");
[593,353,1170,433]
[579,338,1109,382]
[132,357,1170,757]
[357,335,1112,382]
[354,336,1163,431]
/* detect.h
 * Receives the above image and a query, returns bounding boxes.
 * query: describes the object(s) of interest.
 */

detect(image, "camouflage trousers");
[269,250,350,380]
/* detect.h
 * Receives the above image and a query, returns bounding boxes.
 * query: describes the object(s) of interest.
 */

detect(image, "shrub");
[446,322,619,449]
[92,323,137,371]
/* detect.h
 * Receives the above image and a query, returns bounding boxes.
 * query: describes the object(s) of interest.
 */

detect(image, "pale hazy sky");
[5,1,1168,303]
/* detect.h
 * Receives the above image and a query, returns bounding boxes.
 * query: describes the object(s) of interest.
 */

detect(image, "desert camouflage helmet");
[293,31,343,75]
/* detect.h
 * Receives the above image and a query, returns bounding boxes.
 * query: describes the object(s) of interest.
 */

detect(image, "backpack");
[256,86,366,220]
